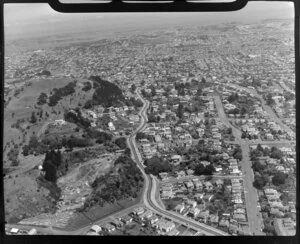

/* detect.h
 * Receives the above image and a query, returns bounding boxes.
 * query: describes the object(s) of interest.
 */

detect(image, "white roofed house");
[89,225,102,233]
[185,199,197,208]
[108,121,116,131]
[154,219,176,234]
[170,155,182,165]
[132,207,145,216]
[188,207,201,218]
[215,179,224,188]
[184,181,194,190]
[175,203,185,214]
[27,228,37,235]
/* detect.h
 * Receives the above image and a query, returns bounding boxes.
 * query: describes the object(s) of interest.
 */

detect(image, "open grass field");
[4,166,56,224]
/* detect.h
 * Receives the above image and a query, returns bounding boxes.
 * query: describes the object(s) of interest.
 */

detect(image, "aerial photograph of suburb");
[3,1,296,236]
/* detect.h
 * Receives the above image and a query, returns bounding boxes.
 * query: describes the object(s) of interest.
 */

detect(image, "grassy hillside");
[3,77,94,168]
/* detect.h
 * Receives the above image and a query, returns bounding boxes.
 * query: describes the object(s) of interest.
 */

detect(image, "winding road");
[126,89,229,236]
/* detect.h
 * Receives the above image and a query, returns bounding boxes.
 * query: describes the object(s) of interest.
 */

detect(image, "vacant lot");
[65,189,143,230]
[4,167,56,224]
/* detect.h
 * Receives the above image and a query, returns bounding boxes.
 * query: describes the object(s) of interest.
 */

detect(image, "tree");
[240,107,247,115]
[150,86,156,97]
[22,145,30,156]
[11,159,20,167]
[272,172,286,186]
[203,164,215,175]
[136,132,147,141]
[30,112,37,124]
[266,93,275,106]
[177,104,184,119]
[194,163,205,176]
[252,160,266,172]
[115,137,127,150]
[28,134,39,149]
[253,175,266,189]
[233,151,243,161]
[144,157,171,176]
[82,81,92,92]
[270,149,282,159]
[37,92,48,106]
[131,84,137,93]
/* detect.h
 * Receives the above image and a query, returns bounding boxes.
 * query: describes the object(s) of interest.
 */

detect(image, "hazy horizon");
[4,2,294,42]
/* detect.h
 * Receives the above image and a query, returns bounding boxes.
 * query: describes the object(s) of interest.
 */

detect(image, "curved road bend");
[128,89,229,236]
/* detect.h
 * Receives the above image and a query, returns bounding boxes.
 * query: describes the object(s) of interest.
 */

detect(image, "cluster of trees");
[174,82,190,96]
[84,76,125,108]
[232,146,243,161]
[148,113,161,123]
[227,107,247,115]
[227,93,239,103]
[272,172,287,186]
[94,131,113,144]
[253,174,269,189]
[48,81,77,107]
[251,144,283,160]
[136,132,154,142]
[37,92,48,106]
[241,131,259,140]
[194,163,216,176]
[124,97,143,108]
[7,147,20,166]
[42,150,67,183]
[23,134,49,156]
[114,137,127,150]
[266,93,275,106]
[64,108,91,129]
[251,145,287,189]
[144,156,172,176]
[81,153,144,210]
[82,81,92,92]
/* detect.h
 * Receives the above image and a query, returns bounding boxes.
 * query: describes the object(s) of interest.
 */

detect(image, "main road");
[127,89,229,236]
[214,94,265,235]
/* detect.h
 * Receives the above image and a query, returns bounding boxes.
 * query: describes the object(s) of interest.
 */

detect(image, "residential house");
[120,215,133,225]
[175,204,185,214]
[188,207,201,218]
[209,214,219,225]
[155,219,176,233]
[215,179,224,188]
[90,225,102,233]
[132,207,145,216]
[233,213,247,222]
[204,181,213,192]
[102,223,115,233]
[198,210,210,223]
[219,218,230,228]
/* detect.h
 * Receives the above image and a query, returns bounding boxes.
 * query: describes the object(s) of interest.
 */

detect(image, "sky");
[4,1,294,41]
